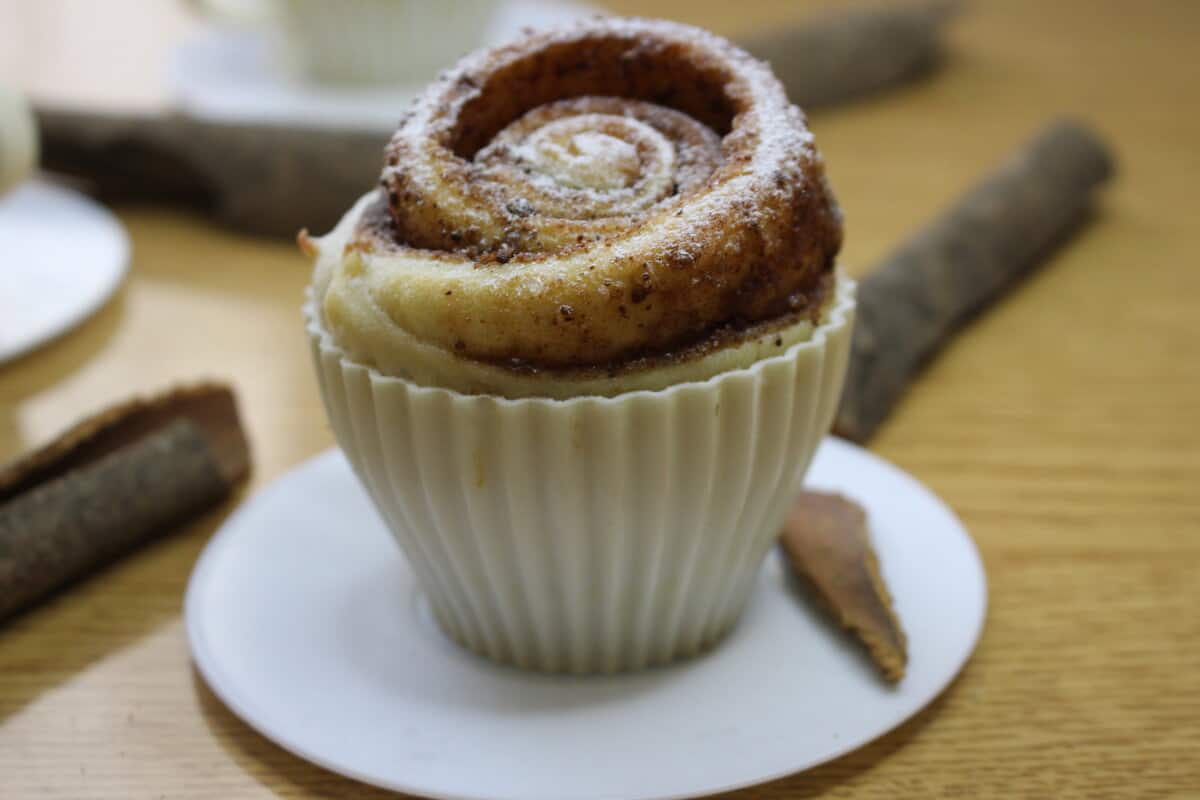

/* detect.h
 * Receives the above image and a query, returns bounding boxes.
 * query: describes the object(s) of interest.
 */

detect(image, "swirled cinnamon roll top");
[310,16,843,380]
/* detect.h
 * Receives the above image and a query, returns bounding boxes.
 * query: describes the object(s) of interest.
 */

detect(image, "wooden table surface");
[2,0,1198,797]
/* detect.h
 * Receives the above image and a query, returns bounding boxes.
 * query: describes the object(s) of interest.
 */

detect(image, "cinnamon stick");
[0,383,249,623]
[835,120,1116,442]
[742,0,961,109]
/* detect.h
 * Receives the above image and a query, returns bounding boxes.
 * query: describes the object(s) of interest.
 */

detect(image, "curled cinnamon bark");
[0,384,250,624]
[834,120,1115,442]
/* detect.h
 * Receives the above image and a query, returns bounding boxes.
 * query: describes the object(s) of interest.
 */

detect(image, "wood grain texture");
[1,0,1198,797]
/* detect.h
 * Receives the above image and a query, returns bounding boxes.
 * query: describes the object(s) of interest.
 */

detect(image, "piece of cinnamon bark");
[0,383,250,623]
[781,491,908,683]
[835,120,1115,442]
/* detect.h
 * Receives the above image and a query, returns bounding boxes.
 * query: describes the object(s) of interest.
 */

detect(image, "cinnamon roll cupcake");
[304,17,855,673]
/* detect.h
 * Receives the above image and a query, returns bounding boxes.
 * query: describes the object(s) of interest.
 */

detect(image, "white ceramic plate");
[187,437,986,800]
[170,0,601,131]
[0,180,129,365]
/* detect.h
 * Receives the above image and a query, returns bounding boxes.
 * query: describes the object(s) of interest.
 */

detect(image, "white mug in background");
[0,87,37,197]
[187,0,497,86]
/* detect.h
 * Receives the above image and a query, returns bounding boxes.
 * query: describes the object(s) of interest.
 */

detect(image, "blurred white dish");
[186,437,987,800]
[171,0,601,131]
[188,0,497,85]
[0,180,129,364]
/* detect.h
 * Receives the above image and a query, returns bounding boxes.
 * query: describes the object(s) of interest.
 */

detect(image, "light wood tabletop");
[2,0,1198,797]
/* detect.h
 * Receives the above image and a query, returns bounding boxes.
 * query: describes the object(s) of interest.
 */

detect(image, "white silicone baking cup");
[306,277,855,673]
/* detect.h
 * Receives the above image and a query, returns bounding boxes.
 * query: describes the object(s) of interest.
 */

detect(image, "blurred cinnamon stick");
[742,0,960,109]
[0,383,249,623]
[835,120,1116,443]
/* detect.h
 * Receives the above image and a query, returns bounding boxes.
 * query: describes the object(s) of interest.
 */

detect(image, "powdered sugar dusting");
[527,127,640,190]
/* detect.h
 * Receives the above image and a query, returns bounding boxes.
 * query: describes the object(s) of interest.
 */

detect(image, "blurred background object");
[0,85,37,194]
[173,0,589,128]
[186,0,499,86]
[741,0,959,110]
[0,179,129,364]
[0,0,960,119]
[0,81,129,365]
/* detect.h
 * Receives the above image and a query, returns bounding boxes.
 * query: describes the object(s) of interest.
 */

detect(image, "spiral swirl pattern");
[313,17,843,381]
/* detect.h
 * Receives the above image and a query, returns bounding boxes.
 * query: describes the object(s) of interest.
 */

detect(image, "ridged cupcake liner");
[306,278,855,673]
